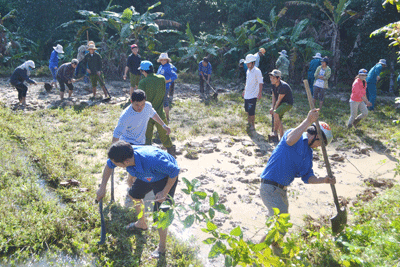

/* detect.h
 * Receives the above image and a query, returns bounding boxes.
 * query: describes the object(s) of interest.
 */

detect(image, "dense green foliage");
[0,0,399,90]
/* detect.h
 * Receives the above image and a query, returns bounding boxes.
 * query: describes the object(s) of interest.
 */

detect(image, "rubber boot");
[167,145,176,158]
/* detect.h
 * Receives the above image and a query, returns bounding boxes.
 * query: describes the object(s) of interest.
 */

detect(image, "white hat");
[378,59,387,65]
[278,50,288,57]
[239,59,245,64]
[157,53,171,63]
[53,44,64,54]
[244,54,257,64]
[313,53,322,59]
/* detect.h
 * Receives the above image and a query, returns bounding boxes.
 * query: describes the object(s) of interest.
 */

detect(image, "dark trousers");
[169,81,175,97]
[199,75,211,94]
[13,83,28,101]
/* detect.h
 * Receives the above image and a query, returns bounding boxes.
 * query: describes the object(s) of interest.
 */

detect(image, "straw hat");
[88,44,97,50]
[157,53,171,63]
[53,44,64,54]
[259,48,266,55]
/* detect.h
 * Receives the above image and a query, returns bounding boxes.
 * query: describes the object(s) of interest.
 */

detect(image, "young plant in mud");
[152,177,302,266]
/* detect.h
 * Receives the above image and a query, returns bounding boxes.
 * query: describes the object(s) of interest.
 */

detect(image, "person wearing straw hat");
[275,50,290,81]
[10,60,37,108]
[123,44,142,97]
[96,140,180,259]
[80,43,110,99]
[243,54,263,131]
[366,59,387,111]
[138,60,176,157]
[56,59,79,100]
[254,47,266,68]
[49,44,64,89]
[157,53,178,122]
[347,69,372,128]
[307,53,322,95]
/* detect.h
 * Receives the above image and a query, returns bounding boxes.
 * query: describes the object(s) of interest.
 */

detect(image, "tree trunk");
[331,23,340,86]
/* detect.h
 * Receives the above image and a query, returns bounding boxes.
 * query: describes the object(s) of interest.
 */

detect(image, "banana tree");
[286,0,357,84]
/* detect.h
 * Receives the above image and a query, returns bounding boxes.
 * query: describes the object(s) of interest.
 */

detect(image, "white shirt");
[244,66,263,99]
[254,53,261,68]
[113,102,156,145]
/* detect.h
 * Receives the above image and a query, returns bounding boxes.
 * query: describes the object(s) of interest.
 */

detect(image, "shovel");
[268,115,279,143]
[97,73,112,102]
[303,79,347,234]
[205,80,219,100]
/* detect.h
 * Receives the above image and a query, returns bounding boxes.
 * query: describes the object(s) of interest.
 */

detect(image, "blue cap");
[358,69,368,75]
[138,60,153,71]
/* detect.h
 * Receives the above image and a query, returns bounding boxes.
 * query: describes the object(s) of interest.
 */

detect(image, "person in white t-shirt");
[112,89,171,186]
[242,54,263,131]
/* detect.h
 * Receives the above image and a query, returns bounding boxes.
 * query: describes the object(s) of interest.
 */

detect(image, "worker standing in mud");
[96,140,179,259]
[9,60,37,109]
[123,44,141,97]
[259,108,335,252]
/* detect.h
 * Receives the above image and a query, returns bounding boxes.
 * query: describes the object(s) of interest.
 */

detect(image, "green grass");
[0,85,399,266]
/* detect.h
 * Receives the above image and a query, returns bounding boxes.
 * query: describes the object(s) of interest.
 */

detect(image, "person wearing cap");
[157,53,178,122]
[347,69,372,128]
[10,60,37,108]
[56,59,79,100]
[138,60,176,157]
[96,140,179,259]
[80,43,110,98]
[49,44,64,89]
[269,69,293,139]
[366,59,386,111]
[254,47,266,68]
[198,57,212,99]
[275,50,290,81]
[112,89,171,187]
[243,54,263,130]
[313,56,331,109]
[259,108,335,250]
[123,44,142,97]
[307,53,322,95]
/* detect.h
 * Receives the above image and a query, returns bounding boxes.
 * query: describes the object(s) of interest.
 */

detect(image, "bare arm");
[123,66,129,79]
[270,93,276,114]
[151,113,171,135]
[112,137,119,143]
[96,164,113,201]
[274,94,285,110]
[286,108,319,146]
[155,176,178,202]
[257,83,263,99]
[308,175,336,184]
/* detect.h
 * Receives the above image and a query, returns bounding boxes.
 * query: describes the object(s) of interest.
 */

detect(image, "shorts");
[274,102,292,119]
[244,98,257,116]
[90,73,105,87]
[129,73,141,88]
[57,78,74,92]
[260,182,288,217]
[313,86,325,101]
[128,177,178,213]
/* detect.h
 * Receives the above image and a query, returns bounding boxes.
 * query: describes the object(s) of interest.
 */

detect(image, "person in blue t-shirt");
[307,53,322,95]
[96,140,179,259]
[198,57,212,99]
[259,109,335,249]
[366,59,386,111]
[157,53,178,122]
[49,44,64,89]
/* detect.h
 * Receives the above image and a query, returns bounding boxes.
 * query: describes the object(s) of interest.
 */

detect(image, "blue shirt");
[260,130,314,186]
[366,63,383,84]
[49,50,59,68]
[308,58,321,76]
[107,146,180,183]
[157,63,178,90]
[198,61,212,76]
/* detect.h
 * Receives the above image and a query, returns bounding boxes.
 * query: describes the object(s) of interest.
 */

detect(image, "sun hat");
[239,59,245,64]
[244,54,257,64]
[138,60,153,71]
[259,48,266,54]
[53,44,64,54]
[157,53,171,63]
[268,69,282,78]
[358,69,368,75]
[88,44,97,50]
[278,50,288,57]
[131,44,138,49]
[313,53,322,59]
[71,59,79,65]
[378,59,387,65]
[321,57,329,64]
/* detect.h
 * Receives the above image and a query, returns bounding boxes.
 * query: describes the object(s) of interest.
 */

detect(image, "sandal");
[125,222,148,232]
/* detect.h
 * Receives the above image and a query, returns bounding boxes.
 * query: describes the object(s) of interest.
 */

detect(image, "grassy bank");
[0,85,399,266]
